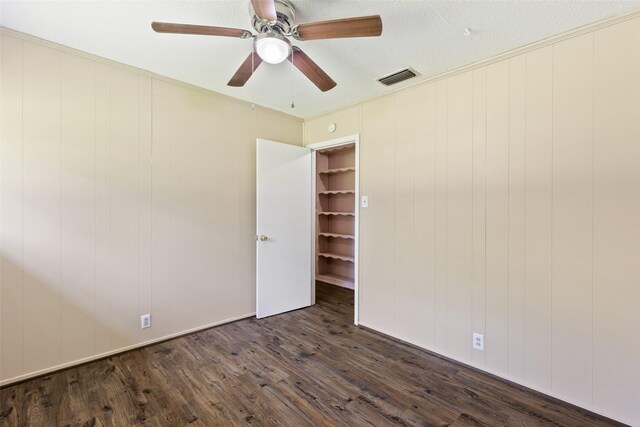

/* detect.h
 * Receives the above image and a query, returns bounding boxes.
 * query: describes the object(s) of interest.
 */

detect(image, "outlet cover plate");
[473,333,484,351]
[141,314,151,329]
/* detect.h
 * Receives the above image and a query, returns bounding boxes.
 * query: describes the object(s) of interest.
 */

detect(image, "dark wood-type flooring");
[0,283,625,426]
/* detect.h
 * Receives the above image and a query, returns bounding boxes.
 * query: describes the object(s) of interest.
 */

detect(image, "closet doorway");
[309,135,360,325]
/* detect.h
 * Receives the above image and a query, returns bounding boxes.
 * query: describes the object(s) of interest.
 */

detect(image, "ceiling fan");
[151,0,383,92]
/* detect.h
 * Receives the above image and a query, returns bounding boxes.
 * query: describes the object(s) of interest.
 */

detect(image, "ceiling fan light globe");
[255,32,291,64]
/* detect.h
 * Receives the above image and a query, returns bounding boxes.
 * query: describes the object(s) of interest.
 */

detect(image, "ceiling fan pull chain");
[290,49,295,109]
[251,47,256,111]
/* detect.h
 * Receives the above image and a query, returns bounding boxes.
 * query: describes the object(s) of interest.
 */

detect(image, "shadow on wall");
[0,253,129,381]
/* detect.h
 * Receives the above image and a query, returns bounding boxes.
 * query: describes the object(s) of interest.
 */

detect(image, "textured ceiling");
[2,1,640,118]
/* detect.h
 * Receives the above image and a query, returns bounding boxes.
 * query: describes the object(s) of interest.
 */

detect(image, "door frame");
[307,134,360,325]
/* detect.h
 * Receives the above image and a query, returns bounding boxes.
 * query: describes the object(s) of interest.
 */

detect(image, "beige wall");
[305,16,640,425]
[0,31,302,384]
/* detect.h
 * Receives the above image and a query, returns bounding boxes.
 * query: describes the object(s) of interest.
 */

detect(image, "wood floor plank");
[0,283,625,426]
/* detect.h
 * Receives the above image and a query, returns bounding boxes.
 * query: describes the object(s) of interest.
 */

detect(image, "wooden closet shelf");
[318,252,355,263]
[318,212,355,216]
[317,145,354,154]
[316,273,354,289]
[319,232,355,240]
[318,167,355,175]
[315,144,356,288]
[318,190,355,195]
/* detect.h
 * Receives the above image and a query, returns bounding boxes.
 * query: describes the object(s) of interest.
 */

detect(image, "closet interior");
[315,144,356,290]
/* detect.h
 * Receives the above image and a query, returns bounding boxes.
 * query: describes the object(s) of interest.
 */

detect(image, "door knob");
[258,235,268,241]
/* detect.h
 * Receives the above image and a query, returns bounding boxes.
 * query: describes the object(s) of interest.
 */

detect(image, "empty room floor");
[0,284,624,426]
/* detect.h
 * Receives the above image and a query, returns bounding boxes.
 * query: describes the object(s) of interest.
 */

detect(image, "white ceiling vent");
[377,67,421,86]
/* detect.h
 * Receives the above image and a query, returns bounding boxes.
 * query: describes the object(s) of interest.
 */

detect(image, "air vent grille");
[377,67,420,86]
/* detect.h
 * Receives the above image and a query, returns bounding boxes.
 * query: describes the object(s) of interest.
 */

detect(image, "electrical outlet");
[141,314,151,329]
[473,333,484,351]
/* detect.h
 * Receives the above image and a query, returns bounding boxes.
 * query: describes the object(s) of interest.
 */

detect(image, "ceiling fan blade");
[289,47,336,92]
[295,15,382,41]
[251,0,277,22]
[228,51,263,87]
[151,22,251,38]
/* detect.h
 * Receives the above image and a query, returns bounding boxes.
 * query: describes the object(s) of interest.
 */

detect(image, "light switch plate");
[361,196,368,208]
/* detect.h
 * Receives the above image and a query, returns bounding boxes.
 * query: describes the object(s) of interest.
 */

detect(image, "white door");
[256,139,312,318]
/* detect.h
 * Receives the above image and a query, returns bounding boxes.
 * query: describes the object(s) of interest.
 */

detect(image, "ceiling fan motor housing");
[250,0,296,34]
